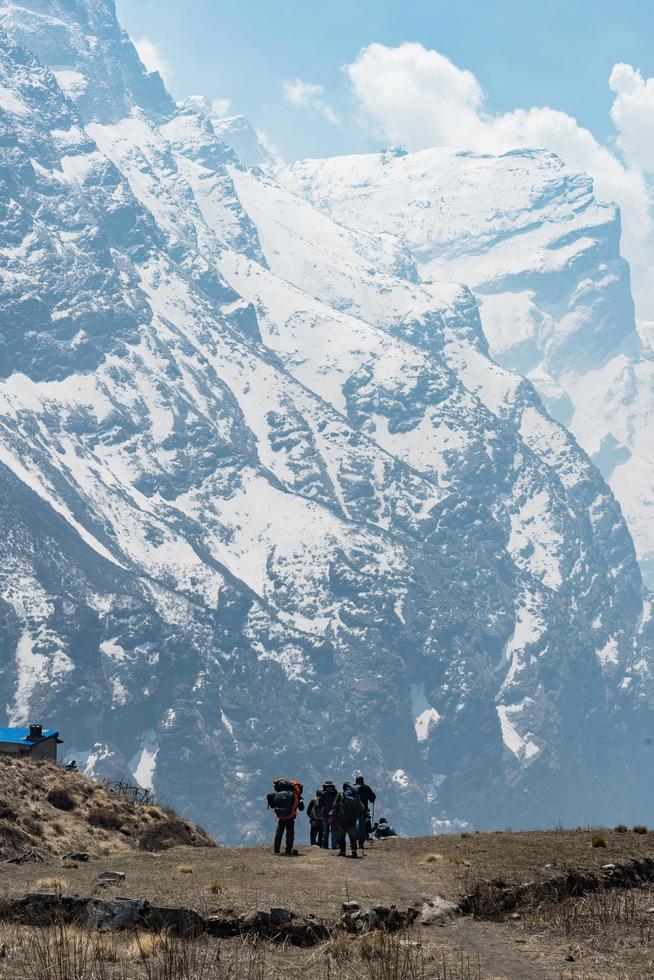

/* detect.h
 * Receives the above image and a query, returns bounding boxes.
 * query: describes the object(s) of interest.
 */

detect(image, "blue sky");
[117,0,654,161]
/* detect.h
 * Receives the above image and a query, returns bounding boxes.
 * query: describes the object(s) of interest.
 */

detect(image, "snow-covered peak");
[211,112,278,170]
[0,0,174,123]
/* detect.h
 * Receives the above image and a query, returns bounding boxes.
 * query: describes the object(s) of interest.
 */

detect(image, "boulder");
[87,899,148,931]
[418,897,458,926]
[270,906,293,924]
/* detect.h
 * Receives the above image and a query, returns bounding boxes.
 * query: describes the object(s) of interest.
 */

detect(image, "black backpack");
[341,785,360,819]
[269,788,295,818]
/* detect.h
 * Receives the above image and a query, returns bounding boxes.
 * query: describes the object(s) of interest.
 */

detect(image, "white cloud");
[282,78,339,126]
[609,63,654,173]
[134,37,173,86]
[211,97,232,118]
[345,43,654,318]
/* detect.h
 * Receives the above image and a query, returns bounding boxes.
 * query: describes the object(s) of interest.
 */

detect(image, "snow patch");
[596,636,620,667]
[410,683,441,742]
[0,85,29,116]
[100,638,126,661]
[9,630,73,725]
[53,69,87,99]
[129,730,159,790]
[496,700,541,765]
[392,768,410,789]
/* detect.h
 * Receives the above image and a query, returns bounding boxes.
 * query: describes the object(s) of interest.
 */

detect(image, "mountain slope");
[0,0,652,841]
[278,148,654,588]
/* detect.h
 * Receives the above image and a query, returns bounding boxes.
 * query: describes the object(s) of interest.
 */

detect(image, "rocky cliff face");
[0,0,652,842]
[279,148,654,589]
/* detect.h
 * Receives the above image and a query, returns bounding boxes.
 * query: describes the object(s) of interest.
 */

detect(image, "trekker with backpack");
[334,782,365,858]
[306,789,324,846]
[373,817,397,839]
[266,777,304,855]
[354,774,376,851]
[320,780,338,850]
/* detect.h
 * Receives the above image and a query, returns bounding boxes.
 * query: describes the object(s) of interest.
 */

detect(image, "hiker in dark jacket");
[373,817,397,839]
[306,789,324,846]
[334,782,365,858]
[266,777,304,855]
[320,780,338,850]
[354,774,377,850]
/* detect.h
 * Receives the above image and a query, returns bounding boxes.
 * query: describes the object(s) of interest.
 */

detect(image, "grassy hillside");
[0,756,214,859]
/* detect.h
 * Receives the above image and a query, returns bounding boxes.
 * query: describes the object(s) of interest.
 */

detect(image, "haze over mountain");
[0,0,652,842]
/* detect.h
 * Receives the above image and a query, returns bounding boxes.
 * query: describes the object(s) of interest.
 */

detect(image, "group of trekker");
[266,774,396,858]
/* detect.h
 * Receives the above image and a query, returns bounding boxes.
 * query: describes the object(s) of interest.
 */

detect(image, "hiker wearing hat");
[320,779,338,850]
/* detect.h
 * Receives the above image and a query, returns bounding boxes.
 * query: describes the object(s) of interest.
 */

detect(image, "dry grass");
[177,866,193,875]
[316,931,482,980]
[520,884,654,977]
[0,920,484,980]
[35,878,66,894]
[425,853,444,863]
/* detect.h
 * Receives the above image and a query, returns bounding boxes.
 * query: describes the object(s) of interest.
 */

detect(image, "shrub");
[634,825,648,835]
[21,815,43,835]
[88,807,121,830]
[425,853,443,863]
[209,882,223,894]
[592,834,607,848]
[177,865,193,874]
[0,799,17,821]
[47,787,76,812]
[139,816,215,852]
[614,824,628,833]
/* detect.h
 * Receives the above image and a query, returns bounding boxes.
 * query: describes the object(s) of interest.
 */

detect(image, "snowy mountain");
[0,0,652,842]
[278,149,654,589]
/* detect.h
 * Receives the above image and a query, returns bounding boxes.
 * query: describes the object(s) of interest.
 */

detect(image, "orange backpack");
[289,779,303,818]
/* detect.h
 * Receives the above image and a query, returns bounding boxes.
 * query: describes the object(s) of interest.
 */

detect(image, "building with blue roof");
[0,724,62,762]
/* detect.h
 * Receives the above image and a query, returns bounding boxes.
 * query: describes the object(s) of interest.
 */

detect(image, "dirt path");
[440,918,568,980]
[298,844,578,979]
[289,844,567,978]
